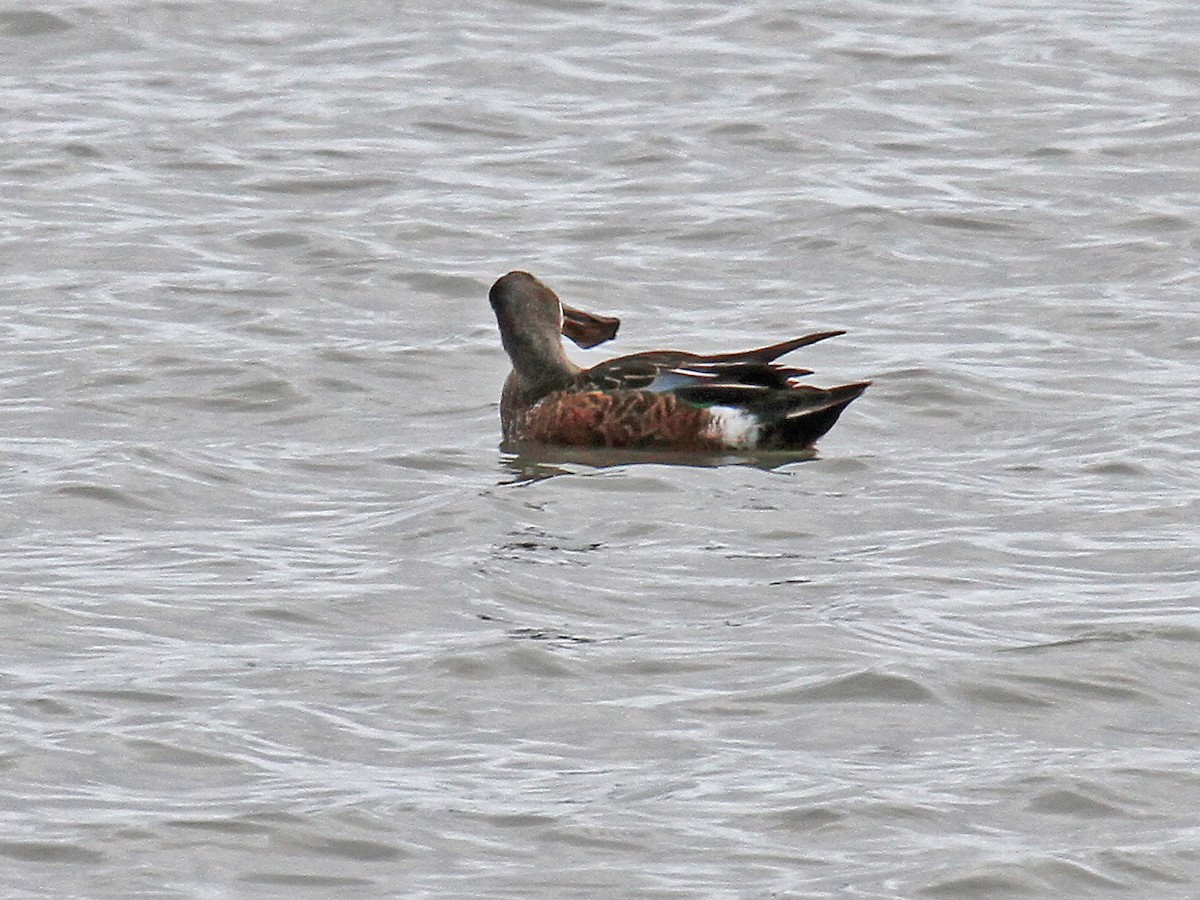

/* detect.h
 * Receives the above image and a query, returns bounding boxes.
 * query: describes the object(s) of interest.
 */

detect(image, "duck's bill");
[561,303,620,349]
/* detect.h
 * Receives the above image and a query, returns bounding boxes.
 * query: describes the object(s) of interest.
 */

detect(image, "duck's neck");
[502,330,581,401]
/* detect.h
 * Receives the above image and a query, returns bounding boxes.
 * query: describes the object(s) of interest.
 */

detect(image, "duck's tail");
[759,381,871,449]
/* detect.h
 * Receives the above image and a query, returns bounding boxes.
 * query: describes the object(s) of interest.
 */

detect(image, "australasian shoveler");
[489,271,869,452]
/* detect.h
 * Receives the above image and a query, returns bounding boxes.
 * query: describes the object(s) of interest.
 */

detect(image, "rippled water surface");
[4,1,1200,897]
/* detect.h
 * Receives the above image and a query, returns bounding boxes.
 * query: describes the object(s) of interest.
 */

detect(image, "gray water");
[3,1,1200,897]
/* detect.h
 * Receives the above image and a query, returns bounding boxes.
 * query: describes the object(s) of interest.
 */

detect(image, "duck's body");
[490,271,868,451]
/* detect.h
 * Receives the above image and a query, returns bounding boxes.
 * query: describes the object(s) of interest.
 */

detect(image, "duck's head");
[489,271,618,387]
[489,272,561,351]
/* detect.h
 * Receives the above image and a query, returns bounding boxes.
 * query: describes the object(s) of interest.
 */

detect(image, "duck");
[489,271,868,451]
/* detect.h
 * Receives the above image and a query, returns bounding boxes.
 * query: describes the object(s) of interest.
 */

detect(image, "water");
[3,1,1200,897]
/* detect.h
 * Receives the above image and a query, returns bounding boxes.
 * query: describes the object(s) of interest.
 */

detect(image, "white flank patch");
[702,406,761,449]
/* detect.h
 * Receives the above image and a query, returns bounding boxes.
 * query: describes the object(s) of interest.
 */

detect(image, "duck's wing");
[578,330,842,393]
[689,331,845,364]
[577,353,669,391]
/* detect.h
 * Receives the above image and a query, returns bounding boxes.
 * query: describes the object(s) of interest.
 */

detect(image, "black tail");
[762,381,870,449]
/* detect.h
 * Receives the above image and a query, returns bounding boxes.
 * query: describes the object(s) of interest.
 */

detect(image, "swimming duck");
[490,271,868,451]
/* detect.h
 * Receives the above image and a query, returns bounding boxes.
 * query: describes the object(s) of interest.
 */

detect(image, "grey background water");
[3,1,1199,897]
